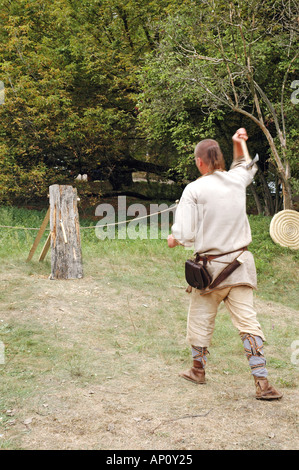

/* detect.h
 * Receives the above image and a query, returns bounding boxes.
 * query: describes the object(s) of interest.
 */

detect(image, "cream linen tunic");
[171,158,258,294]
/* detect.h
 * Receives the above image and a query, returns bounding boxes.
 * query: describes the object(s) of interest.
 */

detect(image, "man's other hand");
[167,234,179,248]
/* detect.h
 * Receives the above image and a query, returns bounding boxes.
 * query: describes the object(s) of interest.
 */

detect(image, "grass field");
[0,205,298,450]
[1,205,298,308]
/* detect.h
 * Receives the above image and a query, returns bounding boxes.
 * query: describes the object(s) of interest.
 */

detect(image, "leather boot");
[254,376,283,400]
[179,360,206,384]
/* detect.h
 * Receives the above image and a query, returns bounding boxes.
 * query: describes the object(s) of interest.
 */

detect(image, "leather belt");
[197,246,248,264]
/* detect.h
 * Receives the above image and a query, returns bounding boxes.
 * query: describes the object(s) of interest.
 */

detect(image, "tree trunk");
[274,176,283,213]
[257,167,275,216]
[249,184,263,215]
[257,127,293,210]
[49,184,83,280]
[236,107,294,210]
[281,179,293,210]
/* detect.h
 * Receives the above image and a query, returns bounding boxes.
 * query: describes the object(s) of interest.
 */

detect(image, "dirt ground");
[1,269,298,451]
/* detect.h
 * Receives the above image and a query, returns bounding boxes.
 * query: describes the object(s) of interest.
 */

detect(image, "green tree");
[138,0,299,210]
[0,0,182,201]
[0,0,79,200]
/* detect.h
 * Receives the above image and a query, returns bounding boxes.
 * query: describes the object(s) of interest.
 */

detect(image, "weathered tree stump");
[49,184,83,280]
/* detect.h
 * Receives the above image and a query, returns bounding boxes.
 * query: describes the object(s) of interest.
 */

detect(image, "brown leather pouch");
[185,256,212,290]
[185,252,244,291]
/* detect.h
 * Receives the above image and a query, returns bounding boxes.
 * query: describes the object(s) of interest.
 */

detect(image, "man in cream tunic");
[168,128,282,400]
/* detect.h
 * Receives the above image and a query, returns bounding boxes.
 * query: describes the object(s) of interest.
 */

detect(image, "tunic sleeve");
[229,157,258,186]
[171,184,199,247]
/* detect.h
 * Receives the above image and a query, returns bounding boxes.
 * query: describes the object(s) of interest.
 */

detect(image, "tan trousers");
[187,285,265,347]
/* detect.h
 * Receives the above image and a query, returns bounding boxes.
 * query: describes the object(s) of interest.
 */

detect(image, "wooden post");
[27,208,50,262]
[49,184,83,280]
[38,233,51,262]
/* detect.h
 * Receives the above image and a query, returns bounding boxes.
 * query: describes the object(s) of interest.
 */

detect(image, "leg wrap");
[241,333,268,378]
[191,345,209,368]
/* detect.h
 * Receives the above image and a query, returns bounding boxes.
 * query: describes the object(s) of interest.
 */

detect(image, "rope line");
[0,225,47,231]
[0,203,178,232]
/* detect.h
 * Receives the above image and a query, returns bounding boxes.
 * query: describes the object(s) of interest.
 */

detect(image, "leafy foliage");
[0,0,298,209]
[138,0,299,208]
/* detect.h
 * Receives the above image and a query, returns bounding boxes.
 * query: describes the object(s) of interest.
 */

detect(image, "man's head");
[194,139,225,175]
